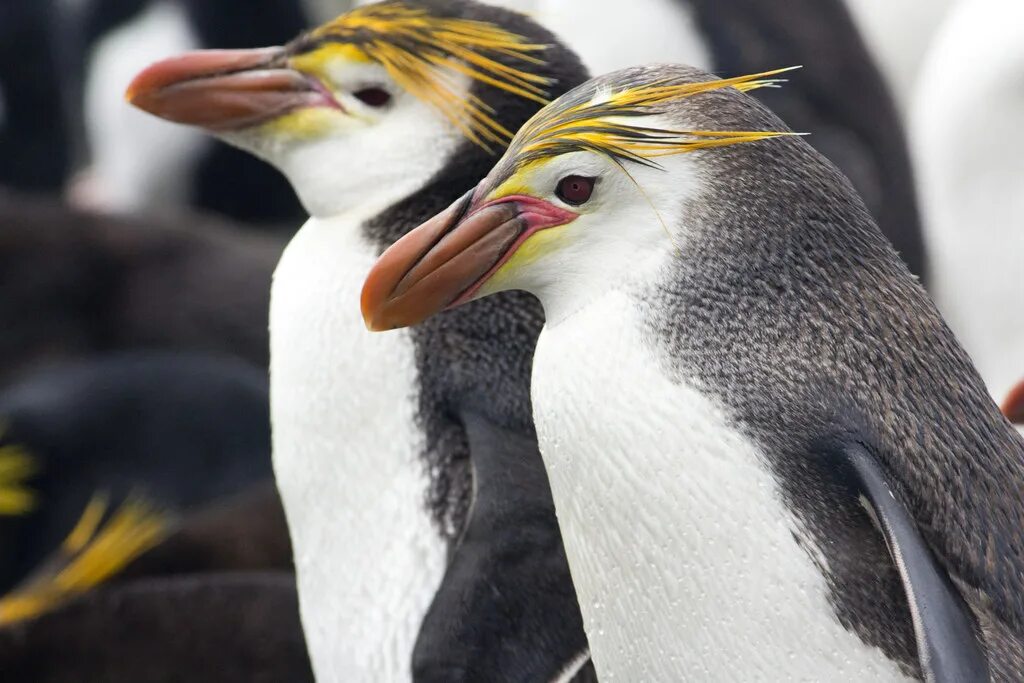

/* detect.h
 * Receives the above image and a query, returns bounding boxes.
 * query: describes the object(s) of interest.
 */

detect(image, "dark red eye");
[555,175,595,206]
[353,87,392,107]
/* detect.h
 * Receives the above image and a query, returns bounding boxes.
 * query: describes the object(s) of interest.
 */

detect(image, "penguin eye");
[555,175,595,206]
[353,87,392,108]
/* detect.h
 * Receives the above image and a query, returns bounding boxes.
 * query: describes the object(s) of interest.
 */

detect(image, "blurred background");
[0,0,1019,678]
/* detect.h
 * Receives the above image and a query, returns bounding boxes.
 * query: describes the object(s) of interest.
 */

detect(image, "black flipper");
[827,440,989,682]
[412,410,594,683]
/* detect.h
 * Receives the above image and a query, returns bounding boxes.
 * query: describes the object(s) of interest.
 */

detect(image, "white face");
[220,52,467,219]
[477,145,704,319]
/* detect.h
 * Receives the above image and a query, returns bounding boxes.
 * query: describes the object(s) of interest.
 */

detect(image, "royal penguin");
[910,0,1024,404]
[464,0,927,279]
[363,65,1024,680]
[127,1,594,680]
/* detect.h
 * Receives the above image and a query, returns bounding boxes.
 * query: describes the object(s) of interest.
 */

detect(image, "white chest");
[531,292,911,682]
[270,217,446,682]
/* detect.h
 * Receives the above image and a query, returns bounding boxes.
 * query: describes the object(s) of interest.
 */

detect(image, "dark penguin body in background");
[56,0,310,225]
[683,0,926,278]
[0,353,276,592]
[0,192,281,386]
[0,1,71,192]
[0,572,313,683]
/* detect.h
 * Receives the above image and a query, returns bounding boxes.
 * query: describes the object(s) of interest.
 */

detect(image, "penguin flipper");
[827,440,989,683]
[412,410,593,682]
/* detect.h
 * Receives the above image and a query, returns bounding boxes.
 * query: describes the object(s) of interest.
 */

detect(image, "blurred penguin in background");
[466,0,928,280]
[56,0,316,225]
[843,0,958,111]
[0,353,276,597]
[911,0,1024,403]
[0,572,313,683]
[0,191,281,387]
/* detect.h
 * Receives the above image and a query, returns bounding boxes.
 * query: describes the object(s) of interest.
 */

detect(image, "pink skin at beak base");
[361,192,577,332]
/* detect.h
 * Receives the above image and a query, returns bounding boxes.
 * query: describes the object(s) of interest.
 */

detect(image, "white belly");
[532,292,911,681]
[270,216,446,682]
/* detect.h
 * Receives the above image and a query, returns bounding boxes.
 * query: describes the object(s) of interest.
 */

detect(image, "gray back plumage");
[633,66,1024,678]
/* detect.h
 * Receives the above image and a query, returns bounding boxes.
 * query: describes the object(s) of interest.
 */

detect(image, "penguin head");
[361,64,800,329]
[126,0,588,218]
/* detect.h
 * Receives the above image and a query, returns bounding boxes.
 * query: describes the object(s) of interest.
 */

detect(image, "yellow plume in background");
[0,440,37,516]
[0,494,170,625]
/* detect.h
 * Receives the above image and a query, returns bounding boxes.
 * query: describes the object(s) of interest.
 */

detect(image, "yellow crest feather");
[0,494,170,625]
[0,437,37,516]
[303,1,551,150]
[505,67,801,169]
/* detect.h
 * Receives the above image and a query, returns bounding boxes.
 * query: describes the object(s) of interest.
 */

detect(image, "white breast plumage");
[531,290,912,681]
[270,214,446,682]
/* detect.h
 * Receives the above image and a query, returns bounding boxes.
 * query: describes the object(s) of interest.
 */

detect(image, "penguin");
[0,191,282,385]
[0,352,276,595]
[0,572,313,683]
[471,0,927,280]
[127,1,594,680]
[362,65,1024,680]
[910,0,1024,404]
[59,0,310,225]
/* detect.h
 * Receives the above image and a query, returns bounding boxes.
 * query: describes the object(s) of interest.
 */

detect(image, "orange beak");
[361,189,577,331]
[126,47,341,131]
[1002,379,1024,426]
